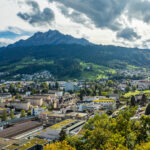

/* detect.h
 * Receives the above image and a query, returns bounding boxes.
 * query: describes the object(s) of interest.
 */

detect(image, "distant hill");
[0,30,150,80]
[9,30,92,48]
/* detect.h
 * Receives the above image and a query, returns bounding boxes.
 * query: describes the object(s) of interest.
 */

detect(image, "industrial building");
[3,138,48,150]
[37,119,85,140]
[0,121,43,139]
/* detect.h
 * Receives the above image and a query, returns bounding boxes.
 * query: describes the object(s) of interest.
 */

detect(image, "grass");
[0,57,54,73]
[6,138,48,150]
[123,90,150,98]
[80,62,116,80]
[126,65,139,70]
[49,119,76,130]
[18,138,48,150]
[0,58,117,80]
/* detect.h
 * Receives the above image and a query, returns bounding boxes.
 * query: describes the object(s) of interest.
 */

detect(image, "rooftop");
[66,112,87,117]
[40,111,51,115]
[10,101,29,104]
[24,97,42,100]
[93,99,115,102]
[5,138,48,150]
[0,107,7,111]
[0,138,18,150]
[0,121,42,138]
[18,138,48,150]
[48,113,65,117]
[49,119,76,130]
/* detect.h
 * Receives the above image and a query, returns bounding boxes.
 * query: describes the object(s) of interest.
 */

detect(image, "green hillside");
[0,44,149,80]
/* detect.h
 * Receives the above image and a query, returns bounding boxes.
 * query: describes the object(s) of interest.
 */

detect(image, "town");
[2,0,150,148]
[0,73,150,149]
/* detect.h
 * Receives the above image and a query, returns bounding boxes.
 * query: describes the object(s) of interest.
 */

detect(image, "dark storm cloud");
[17,0,54,26]
[117,28,141,41]
[58,4,88,25]
[48,0,150,30]
[49,0,129,31]
[127,0,150,24]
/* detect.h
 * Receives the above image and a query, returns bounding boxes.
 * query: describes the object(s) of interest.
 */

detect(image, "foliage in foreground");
[65,107,150,150]
[43,106,150,150]
[43,140,75,150]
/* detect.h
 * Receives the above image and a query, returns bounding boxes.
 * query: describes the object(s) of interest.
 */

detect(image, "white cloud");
[1,0,150,48]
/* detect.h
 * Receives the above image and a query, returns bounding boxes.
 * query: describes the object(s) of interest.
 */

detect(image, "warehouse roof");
[0,121,42,138]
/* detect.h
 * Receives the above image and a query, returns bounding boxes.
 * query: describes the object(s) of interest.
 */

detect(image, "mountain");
[9,30,92,47]
[0,30,150,80]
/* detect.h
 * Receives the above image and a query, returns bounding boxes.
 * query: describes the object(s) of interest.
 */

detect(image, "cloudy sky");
[1,0,150,48]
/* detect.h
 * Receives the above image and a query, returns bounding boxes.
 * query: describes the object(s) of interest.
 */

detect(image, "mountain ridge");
[8,30,93,48]
[0,30,150,80]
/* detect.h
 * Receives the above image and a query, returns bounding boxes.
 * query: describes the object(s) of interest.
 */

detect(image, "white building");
[65,82,79,92]
[8,101,31,110]
[0,93,12,103]
[32,107,48,116]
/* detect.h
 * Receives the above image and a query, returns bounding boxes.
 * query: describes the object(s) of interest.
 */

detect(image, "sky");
[1,0,150,48]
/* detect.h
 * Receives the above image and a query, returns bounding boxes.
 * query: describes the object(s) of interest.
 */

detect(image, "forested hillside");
[0,44,150,80]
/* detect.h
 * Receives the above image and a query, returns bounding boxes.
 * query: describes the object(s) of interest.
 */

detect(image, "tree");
[107,80,113,87]
[41,82,48,89]
[131,96,136,106]
[98,88,101,96]
[125,86,130,93]
[10,109,15,119]
[17,84,21,88]
[67,136,84,150]
[126,132,137,149]
[9,84,17,95]
[2,110,7,121]
[135,142,150,150]
[49,84,52,90]
[42,88,48,94]
[31,88,39,95]
[43,141,76,150]
[132,86,136,91]
[20,110,26,117]
[145,103,150,115]
[81,108,138,150]
[48,105,54,111]
[136,115,150,142]
[55,82,59,90]
[15,93,22,99]
[59,129,67,142]
[104,134,126,150]
[79,89,86,100]
[27,110,31,116]
[106,110,113,116]
[114,89,119,94]
[140,94,147,106]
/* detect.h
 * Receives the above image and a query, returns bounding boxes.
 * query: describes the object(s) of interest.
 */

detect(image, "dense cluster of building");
[0,81,88,149]
[1,77,150,149]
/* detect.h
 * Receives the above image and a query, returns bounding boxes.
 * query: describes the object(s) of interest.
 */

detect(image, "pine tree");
[59,129,67,141]
[2,110,7,121]
[145,103,150,115]
[141,94,147,106]
[55,82,59,90]
[131,96,136,106]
